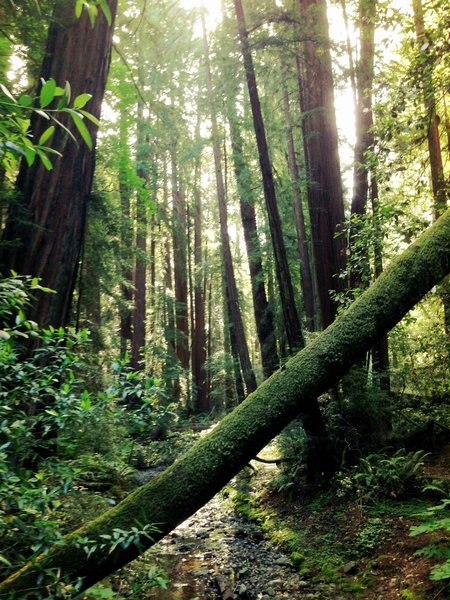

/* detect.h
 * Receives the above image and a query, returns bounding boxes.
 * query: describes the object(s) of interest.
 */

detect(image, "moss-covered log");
[1,210,449,598]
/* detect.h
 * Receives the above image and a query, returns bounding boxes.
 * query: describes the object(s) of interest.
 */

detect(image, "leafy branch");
[0,78,99,171]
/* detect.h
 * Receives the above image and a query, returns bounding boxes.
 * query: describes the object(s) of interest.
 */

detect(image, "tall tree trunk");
[226,95,279,377]
[3,209,449,597]
[281,73,315,331]
[0,4,117,327]
[162,161,179,400]
[202,13,257,396]
[233,0,304,352]
[191,118,208,413]
[118,109,133,356]
[412,0,448,221]
[131,108,148,370]
[412,0,450,335]
[171,149,190,371]
[295,0,346,329]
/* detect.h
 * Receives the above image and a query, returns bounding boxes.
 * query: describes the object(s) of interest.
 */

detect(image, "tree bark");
[296,0,346,329]
[412,0,448,221]
[281,74,315,331]
[202,13,257,396]
[233,0,304,352]
[130,104,149,371]
[0,3,117,327]
[226,95,279,377]
[2,209,448,597]
[191,117,208,412]
[118,109,133,357]
[171,150,190,371]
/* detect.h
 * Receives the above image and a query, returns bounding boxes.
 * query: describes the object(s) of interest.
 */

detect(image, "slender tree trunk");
[233,0,304,352]
[226,95,279,377]
[131,108,148,370]
[0,4,117,327]
[171,149,190,371]
[281,74,315,330]
[191,118,208,412]
[202,13,257,396]
[118,110,133,356]
[295,0,346,329]
[162,162,179,400]
[3,209,448,597]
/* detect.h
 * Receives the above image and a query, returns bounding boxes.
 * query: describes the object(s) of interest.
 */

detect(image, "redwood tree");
[296,0,346,329]
[0,3,118,327]
[233,0,304,353]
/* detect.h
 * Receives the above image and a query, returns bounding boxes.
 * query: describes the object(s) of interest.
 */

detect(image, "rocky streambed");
[127,465,345,600]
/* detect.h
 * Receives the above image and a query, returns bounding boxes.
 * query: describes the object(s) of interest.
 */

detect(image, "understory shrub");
[335,448,428,502]
[410,498,450,581]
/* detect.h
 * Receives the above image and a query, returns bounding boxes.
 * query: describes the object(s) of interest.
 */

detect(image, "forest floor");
[97,439,450,600]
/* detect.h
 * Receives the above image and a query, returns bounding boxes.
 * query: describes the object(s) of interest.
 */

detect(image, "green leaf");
[73,93,92,110]
[98,0,112,25]
[64,81,71,104]
[36,149,53,170]
[38,126,55,146]
[67,110,93,149]
[79,109,100,127]
[0,84,16,102]
[75,0,83,18]
[39,79,57,108]
[50,115,77,143]
[0,554,12,567]
[34,109,50,120]
[87,4,98,27]
[23,145,36,166]
[18,94,33,107]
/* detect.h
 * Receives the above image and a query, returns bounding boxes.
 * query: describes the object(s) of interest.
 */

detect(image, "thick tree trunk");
[2,210,448,597]
[412,0,450,335]
[202,14,257,396]
[226,95,279,377]
[296,0,346,329]
[412,0,447,221]
[0,4,117,327]
[233,0,304,352]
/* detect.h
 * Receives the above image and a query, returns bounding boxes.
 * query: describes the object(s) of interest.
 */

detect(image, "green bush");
[335,449,428,502]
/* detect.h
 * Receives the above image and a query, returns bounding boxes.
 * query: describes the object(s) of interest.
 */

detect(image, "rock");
[191,566,210,577]
[274,556,292,567]
[343,560,358,574]
[197,530,210,539]
[178,543,196,552]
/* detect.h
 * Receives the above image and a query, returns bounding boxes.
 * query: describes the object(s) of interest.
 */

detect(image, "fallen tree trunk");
[1,210,449,597]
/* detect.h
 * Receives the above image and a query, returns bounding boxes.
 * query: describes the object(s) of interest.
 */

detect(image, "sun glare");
[178,0,223,26]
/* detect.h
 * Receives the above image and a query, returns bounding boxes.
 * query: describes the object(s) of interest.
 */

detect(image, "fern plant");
[410,498,450,581]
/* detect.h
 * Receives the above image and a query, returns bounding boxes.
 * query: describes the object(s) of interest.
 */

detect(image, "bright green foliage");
[336,449,428,502]
[75,0,113,27]
[410,498,450,581]
[108,356,177,439]
[0,275,131,586]
[0,79,98,171]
